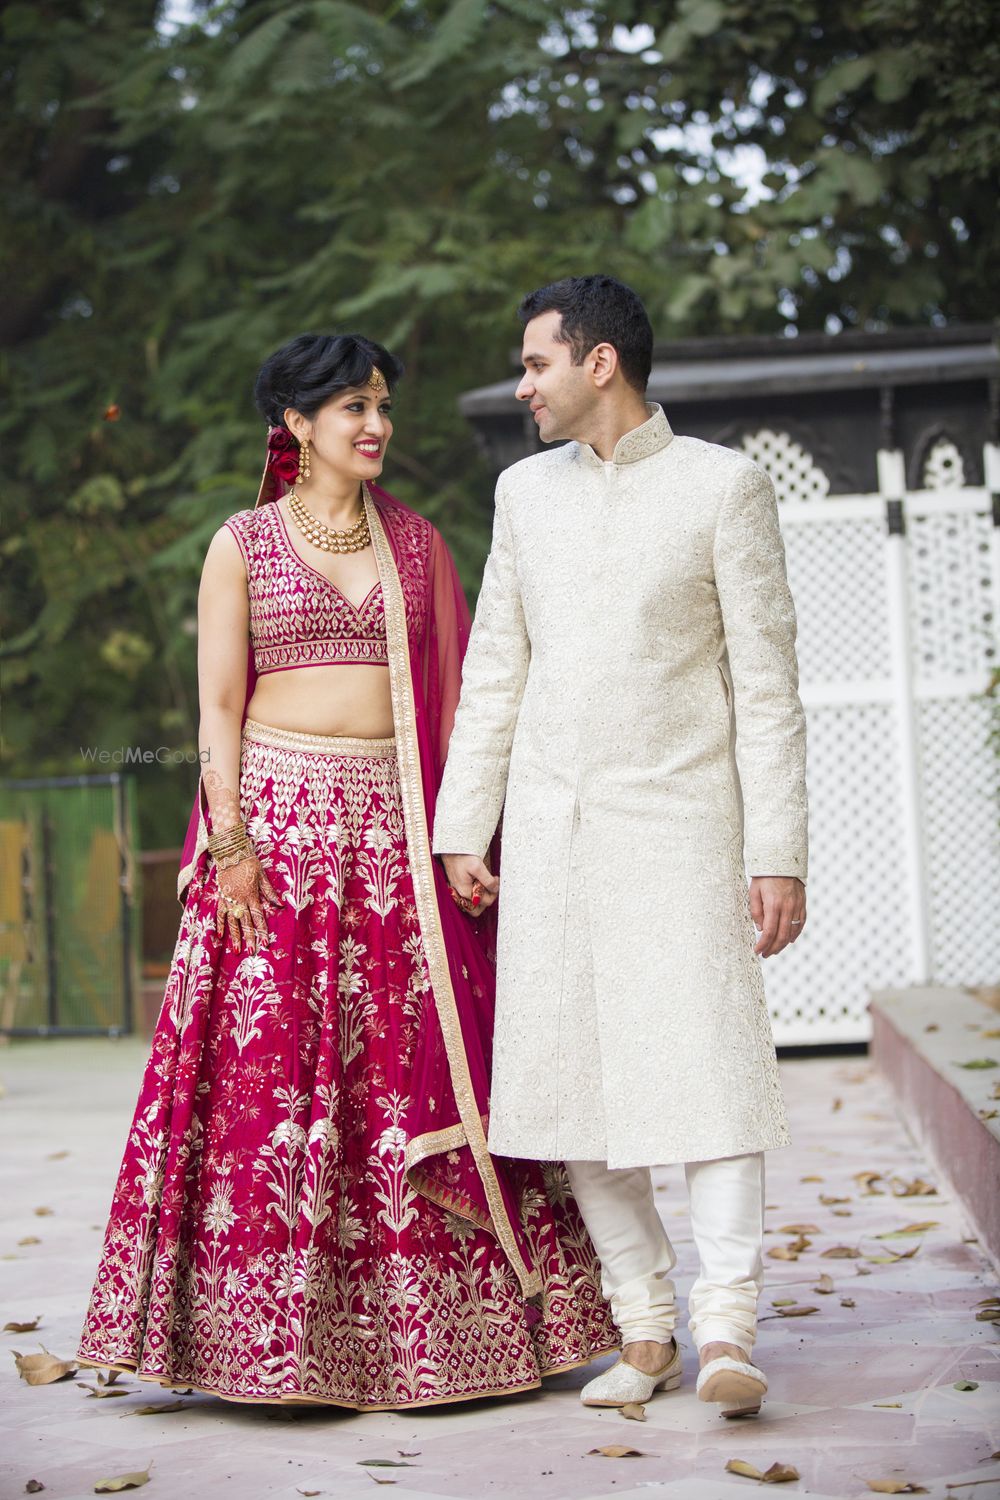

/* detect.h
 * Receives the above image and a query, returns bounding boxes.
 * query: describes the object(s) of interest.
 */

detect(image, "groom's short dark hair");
[518,275,653,394]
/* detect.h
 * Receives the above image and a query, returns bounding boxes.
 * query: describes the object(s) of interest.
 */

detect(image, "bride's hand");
[215,856,282,953]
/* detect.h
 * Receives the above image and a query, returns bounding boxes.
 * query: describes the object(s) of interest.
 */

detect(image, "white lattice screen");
[740,429,1000,1045]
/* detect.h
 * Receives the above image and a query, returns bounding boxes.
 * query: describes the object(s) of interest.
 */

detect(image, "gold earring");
[297,437,311,484]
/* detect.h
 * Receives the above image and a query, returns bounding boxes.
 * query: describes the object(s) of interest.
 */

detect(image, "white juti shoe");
[580,1340,682,1407]
[696,1354,767,1417]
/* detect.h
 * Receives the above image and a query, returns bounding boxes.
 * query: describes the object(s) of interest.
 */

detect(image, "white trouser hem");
[566,1153,766,1357]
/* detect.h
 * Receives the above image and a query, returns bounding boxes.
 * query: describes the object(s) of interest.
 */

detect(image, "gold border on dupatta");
[364,485,541,1299]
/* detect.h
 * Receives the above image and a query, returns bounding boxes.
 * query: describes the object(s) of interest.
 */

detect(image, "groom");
[433,275,807,1415]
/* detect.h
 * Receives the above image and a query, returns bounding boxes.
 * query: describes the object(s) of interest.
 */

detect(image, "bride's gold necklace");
[287,488,370,554]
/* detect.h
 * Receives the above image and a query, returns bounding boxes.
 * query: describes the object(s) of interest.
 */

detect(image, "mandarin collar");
[576,403,674,469]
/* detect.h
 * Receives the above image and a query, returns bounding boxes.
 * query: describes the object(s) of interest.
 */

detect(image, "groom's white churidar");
[433,401,807,1406]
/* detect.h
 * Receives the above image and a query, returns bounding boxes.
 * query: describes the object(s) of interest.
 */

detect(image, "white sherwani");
[433,406,806,1168]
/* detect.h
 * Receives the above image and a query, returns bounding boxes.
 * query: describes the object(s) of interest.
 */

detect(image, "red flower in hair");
[266,425,300,483]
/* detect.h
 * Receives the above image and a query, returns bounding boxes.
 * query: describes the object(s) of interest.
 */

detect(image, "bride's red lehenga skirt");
[78,725,616,1408]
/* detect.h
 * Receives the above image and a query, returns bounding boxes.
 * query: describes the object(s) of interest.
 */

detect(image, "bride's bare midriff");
[246,663,394,739]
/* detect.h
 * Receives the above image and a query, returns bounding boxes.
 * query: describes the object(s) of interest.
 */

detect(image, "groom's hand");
[750,875,806,957]
[441,853,499,918]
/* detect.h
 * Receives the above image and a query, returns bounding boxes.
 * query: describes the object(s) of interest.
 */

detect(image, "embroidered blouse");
[225,503,387,675]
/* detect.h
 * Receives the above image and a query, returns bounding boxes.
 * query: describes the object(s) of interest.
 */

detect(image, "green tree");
[2,0,995,842]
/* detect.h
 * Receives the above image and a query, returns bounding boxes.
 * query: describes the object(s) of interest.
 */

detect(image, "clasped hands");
[441,854,499,920]
[442,855,805,955]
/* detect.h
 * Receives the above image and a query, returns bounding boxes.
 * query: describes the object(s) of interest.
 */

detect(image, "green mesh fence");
[0,775,140,1034]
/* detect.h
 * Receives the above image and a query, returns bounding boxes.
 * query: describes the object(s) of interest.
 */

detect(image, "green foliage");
[2,0,996,842]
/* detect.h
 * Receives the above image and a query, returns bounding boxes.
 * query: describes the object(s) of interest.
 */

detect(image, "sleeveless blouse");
[225,504,388,675]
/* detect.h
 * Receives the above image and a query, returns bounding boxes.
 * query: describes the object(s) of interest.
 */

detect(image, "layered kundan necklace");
[287,487,371,554]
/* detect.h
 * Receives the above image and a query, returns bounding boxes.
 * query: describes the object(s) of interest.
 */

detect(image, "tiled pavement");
[1,1040,998,1500]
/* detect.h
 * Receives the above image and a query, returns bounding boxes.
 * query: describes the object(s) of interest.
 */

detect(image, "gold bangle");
[208,823,249,854]
[215,844,253,871]
[208,820,246,842]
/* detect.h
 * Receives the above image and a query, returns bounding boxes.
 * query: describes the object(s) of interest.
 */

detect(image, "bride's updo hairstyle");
[254,332,404,429]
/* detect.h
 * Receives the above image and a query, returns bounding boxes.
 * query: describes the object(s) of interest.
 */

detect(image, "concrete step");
[871,984,1000,1270]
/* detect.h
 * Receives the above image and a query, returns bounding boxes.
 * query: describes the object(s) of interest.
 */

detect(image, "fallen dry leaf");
[93,1469,151,1493]
[767,1244,800,1261]
[778,1223,821,1235]
[4,1317,42,1333]
[833,1209,853,1217]
[891,1177,937,1197]
[26,1484,45,1495]
[924,1023,939,1032]
[46,1151,70,1161]
[81,1376,130,1400]
[396,1452,420,1458]
[953,1379,979,1391]
[866,1243,921,1264]
[821,1245,861,1259]
[771,1297,797,1307]
[800,1175,824,1183]
[621,1402,646,1421]
[841,1298,856,1308]
[854,1172,886,1195]
[814,1274,835,1295]
[991,1082,1000,1100]
[297,1491,321,1497]
[820,1194,851,1205]
[33,1207,54,1218]
[978,1109,999,1120]
[955,1058,998,1069]
[873,1401,902,1408]
[865,1482,927,1494]
[13,1349,76,1385]
[18,1237,41,1247]
[876,1222,940,1238]
[358,1461,417,1469]
[775,1305,819,1318]
[832,1097,843,1111]
[725,1459,800,1483]
[128,1401,189,1415]
[975,1308,1000,1322]
[367,1480,395,1489]
[982,1028,1000,1040]
[587,1446,645,1458]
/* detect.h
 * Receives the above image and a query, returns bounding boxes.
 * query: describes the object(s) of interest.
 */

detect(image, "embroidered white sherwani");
[433,405,806,1168]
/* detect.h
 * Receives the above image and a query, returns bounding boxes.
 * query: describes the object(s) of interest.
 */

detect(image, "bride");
[77,331,617,1408]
